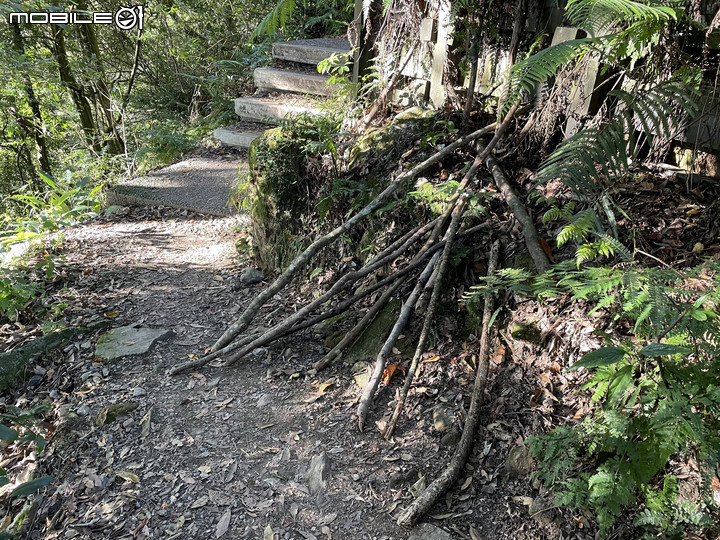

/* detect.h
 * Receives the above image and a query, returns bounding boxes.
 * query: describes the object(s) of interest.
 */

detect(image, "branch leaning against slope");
[204,121,499,358]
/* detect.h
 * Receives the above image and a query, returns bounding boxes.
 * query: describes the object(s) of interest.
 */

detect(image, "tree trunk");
[10,23,52,177]
[50,25,100,153]
[75,3,125,155]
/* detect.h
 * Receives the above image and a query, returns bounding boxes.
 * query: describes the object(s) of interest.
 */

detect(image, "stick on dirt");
[396,240,500,527]
[483,150,550,272]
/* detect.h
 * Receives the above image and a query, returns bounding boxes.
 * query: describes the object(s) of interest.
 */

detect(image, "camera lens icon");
[115,6,143,30]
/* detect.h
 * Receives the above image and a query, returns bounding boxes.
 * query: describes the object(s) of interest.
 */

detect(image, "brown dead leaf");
[469,526,483,540]
[422,355,440,364]
[382,363,405,385]
[491,344,506,365]
[215,508,231,538]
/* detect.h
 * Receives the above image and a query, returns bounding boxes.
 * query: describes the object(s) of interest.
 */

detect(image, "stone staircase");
[214,37,351,150]
[107,38,351,217]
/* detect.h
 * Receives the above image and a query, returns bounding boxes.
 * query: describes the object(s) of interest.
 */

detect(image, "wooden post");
[352,0,374,88]
[430,0,453,108]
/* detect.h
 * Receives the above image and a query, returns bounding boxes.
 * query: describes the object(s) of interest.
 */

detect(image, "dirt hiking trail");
[13,203,587,540]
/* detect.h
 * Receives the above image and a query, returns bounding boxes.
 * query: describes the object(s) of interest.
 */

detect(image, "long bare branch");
[396,240,501,527]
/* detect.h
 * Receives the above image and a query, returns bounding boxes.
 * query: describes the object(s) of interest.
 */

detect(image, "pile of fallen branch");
[170,107,550,524]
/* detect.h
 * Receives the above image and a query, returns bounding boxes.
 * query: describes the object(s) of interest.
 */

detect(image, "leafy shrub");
[0,172,100,324]
[1,171,101,257]
[467,261,720,537]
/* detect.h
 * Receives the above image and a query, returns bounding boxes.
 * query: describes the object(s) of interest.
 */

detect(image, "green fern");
[565,0,682,36]
[496,258,720,537]
[502,37,597,118]
[251,0,298,40]
[542,202,576,224]
[534,78,698,196]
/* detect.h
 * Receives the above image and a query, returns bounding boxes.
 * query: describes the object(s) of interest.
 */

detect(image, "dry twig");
[396,240,501,527]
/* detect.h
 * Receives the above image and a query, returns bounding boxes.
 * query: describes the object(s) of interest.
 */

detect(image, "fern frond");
[251,0,297,40]
[501,38,597,118]
[565,0,682,36]
[595,233,633,262]
[557,208,597,246]
[536,78,698,196]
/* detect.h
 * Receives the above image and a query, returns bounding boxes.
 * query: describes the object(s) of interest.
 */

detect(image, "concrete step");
[254,67,337,96]
[106,156,245,216]
[235,95,323,123]
[272,38,352,66]
[214,127,263,149]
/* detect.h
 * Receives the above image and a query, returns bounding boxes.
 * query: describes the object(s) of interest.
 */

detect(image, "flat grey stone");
[76,405,91,417]
[305,452,329,494]
[106,156,244,217]
[272,38,351,65]
[95,326,171,361]
[239,267,265,285]
[213,128,262,149]
[407,523,454,540]
[256,394,272,408]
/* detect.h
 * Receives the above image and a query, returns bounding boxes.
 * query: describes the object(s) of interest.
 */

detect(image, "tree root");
[396,239,501,527]
[357,251,440,431]
[209,122,498,354]
[483,149,550,272]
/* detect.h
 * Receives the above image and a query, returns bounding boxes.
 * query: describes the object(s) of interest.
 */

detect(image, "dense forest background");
[0,0,351,217]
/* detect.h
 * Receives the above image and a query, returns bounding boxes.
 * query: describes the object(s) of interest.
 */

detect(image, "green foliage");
[476,260,720,537]
[503,37,598,118]
[1,171,101,258]
[503,0,689,118]
[533,76,698,197]
[0,403,53,508]
[252,111,344,218]
[565,0,682,38]
[252,0,297,40]
[0,266,45,323]
[0,171,98,325]
[135,121,197,172]
[318,52,358,100]
[547,204,632,267]
[251,0,353,40]
[410,179,489,218]
[1,403,51,454]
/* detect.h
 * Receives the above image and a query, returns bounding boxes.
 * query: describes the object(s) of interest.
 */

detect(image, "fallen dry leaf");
[215,508,231,538]
[116,471,140,484]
